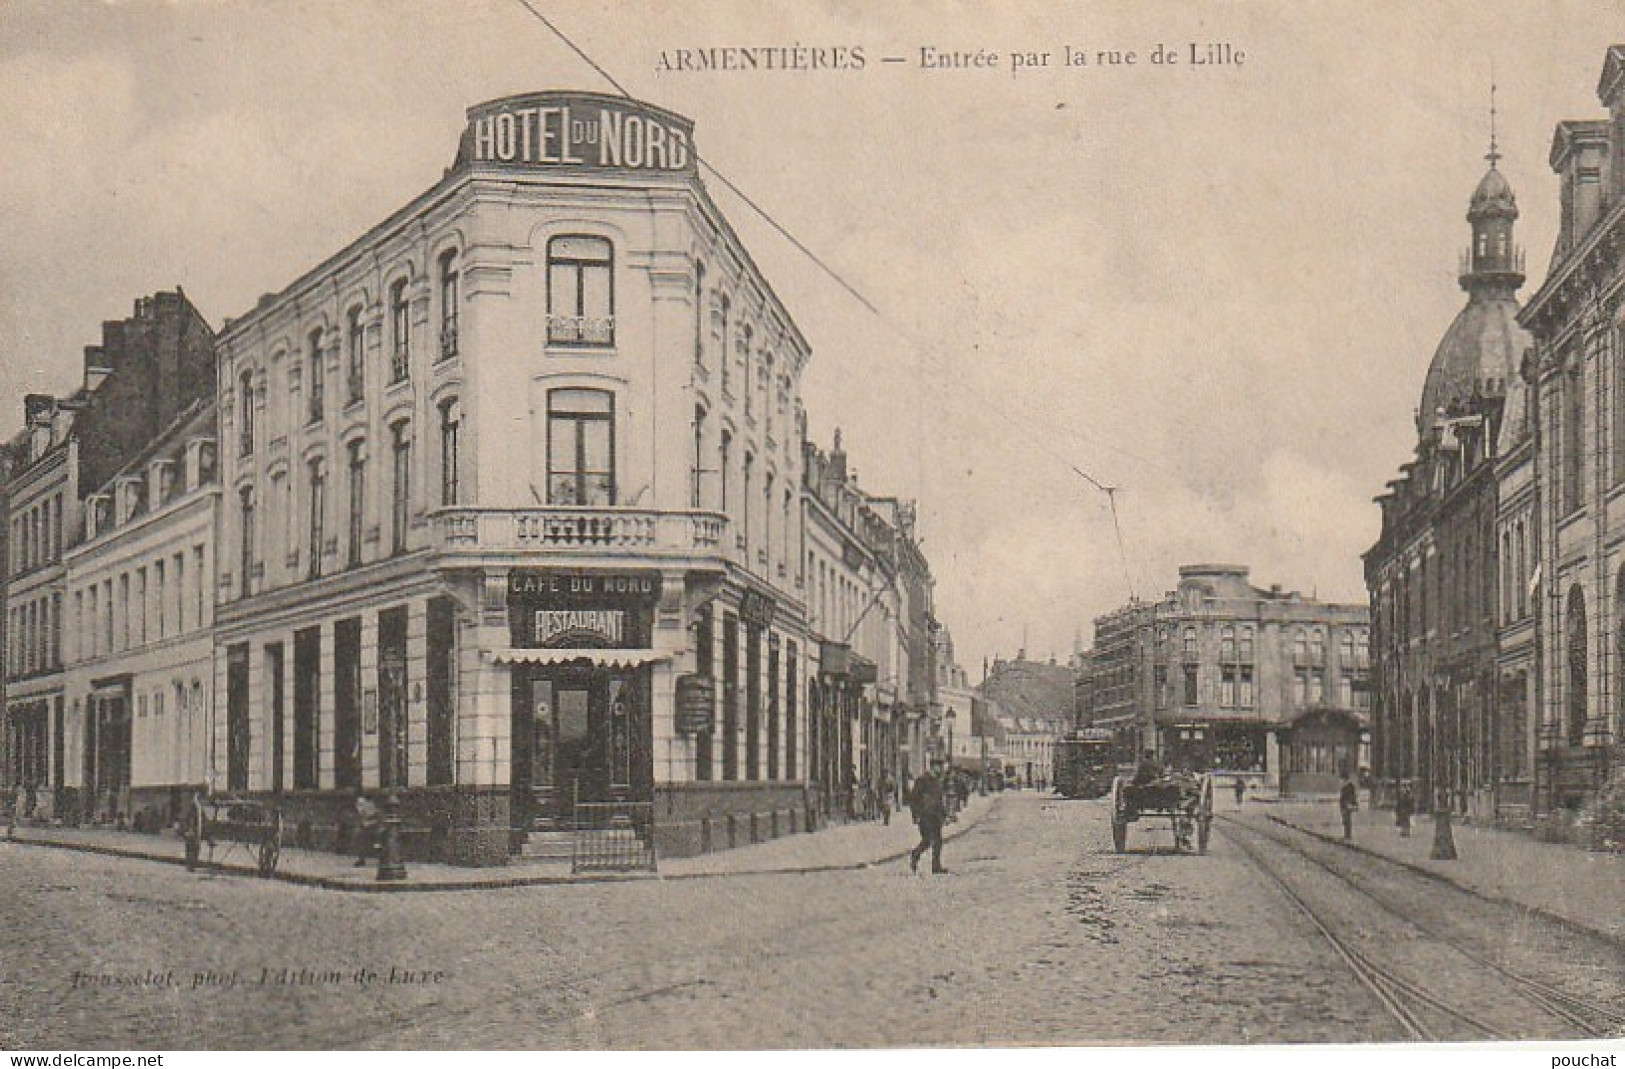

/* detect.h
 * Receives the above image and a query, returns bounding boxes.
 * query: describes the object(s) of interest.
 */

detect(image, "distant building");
[802,431,934,820]
[0,290,215,824]
[1089,565,1370,792]
[980,651,1073,788]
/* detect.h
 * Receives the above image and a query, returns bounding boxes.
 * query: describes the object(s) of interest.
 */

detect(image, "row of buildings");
[938,646,1076,790]
[1366,44,1625,826]
[1081,564,1370,795]
[0,91,954,865]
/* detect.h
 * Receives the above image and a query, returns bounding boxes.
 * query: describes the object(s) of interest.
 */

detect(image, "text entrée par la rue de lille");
[653,42,1246,77]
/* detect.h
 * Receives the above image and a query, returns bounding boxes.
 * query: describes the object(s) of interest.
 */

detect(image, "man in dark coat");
[353,792,381,867]
[909,760,949,874]
[1395,782,1415,838]
[1338,776,1359,841]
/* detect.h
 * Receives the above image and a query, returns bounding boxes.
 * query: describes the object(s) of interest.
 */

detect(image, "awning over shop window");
[486,648,669,668]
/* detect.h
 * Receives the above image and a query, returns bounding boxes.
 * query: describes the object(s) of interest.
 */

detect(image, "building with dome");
[1519,45,1625,819]
[1366,122,1534,819]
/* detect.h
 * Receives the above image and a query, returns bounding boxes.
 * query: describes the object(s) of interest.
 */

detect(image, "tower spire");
[1487,68,1500,169]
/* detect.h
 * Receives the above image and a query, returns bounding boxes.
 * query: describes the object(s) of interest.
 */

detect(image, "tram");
[1052,728,1118,799]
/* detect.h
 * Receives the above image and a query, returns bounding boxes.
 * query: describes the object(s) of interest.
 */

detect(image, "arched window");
[306,329,325,424]
[691,406,707,509]
[1239,627,1254,661]
[1311,627,1325,664]
[346,440,366,568]
[1515,522,1528,619]
[1567,584,1588,746]
[1220,627,1235,662]
[1294,628,1308,664]
[346,306,365,404]
[741,324,754,417]
[717,295,731,394]
[719,429,732,512]
[239,485,256,598]
[307,457,326,581]
[546,235,614,345]
[694,261,705,365]
[1502,530,1514,623]
[764,350,775,435]
[390,421,411,554]
[390,279,411,383]
[546,389,614,505]
[438,251,459,362]
[1182,628,1197,660]
[238,369,255,457]
[439,399,461,507]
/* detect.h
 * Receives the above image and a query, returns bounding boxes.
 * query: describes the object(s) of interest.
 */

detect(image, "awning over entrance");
[487,648,669,668]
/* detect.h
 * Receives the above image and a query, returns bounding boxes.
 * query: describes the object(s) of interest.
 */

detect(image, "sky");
[0,0,1620,674]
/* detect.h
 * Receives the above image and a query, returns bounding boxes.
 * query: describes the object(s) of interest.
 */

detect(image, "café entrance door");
[517,665,644,830]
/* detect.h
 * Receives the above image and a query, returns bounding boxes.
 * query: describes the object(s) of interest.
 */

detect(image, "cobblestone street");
[1,793,1438,1049]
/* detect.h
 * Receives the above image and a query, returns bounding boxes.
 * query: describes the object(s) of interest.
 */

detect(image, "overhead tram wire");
[506,0,1141,601]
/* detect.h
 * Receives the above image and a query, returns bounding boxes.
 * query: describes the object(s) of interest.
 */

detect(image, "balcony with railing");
[433,506,729,562]
[439,316,459,362]
[546,314,615,347]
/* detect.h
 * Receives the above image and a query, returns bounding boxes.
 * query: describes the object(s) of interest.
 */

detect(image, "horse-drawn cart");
[1110,773,1214,854]
[184,794,284,877]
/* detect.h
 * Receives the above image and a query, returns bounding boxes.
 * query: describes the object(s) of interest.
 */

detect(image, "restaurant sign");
[462,93,696,176]
[536,609,625,647]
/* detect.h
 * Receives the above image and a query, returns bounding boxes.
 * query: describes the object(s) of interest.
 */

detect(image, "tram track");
[1218,815,1625,1041]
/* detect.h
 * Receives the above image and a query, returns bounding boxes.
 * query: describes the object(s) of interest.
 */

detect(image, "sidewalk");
[1258,800,1625,948]
[3,792,998,892]
[662,791,996,878]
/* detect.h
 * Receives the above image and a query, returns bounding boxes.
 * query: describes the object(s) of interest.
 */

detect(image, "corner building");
[214,94,811,864]
[1089,565,1370,793]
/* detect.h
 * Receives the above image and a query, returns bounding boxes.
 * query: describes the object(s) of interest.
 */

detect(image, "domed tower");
[1415,104,1531,436]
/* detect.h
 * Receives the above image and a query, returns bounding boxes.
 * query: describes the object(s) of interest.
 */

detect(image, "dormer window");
[150,460,174,509]
[116,476,146,525]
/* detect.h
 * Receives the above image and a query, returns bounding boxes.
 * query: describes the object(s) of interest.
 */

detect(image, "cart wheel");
[1112,816,1127,853]
[1198,816,1211,855]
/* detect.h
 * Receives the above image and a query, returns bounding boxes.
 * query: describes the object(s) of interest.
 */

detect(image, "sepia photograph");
[1,0,1624,1056]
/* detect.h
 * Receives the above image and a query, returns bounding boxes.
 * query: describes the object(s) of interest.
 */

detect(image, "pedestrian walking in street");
[879,773,895,826]
[353,792,381,867]
[1338,775,1359,841]
[909,759,949,875]
[1395,782,1415,838]
[1232,777,1246,809]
